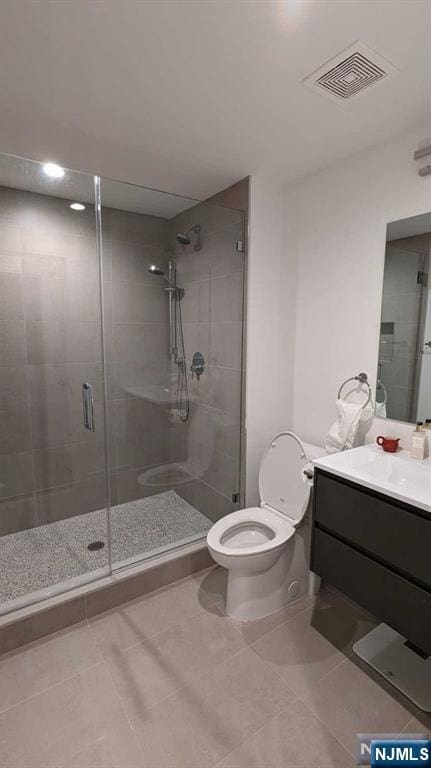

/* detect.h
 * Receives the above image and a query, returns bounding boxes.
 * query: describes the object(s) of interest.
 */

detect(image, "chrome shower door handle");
[82,383,95,432]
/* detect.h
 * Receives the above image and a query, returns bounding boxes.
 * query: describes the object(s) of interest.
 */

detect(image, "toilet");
[206,431,324,621]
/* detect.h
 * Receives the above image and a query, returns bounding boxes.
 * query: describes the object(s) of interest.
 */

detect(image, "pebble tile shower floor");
[0,491,211,604]
[0,567,427,768]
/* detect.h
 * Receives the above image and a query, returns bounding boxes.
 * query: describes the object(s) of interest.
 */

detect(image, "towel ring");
[338,371,372,410]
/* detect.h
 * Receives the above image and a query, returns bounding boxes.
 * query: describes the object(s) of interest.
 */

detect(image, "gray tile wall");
[0,187,171,536]
[102,206,173,507]
[168,196,246,521]
[0,180,247,540]
[0,186,111,536]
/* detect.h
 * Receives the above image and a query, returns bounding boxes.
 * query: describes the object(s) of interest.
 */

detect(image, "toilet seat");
[207,507,295,559]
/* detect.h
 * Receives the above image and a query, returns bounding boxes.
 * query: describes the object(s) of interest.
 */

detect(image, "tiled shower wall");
[102,205,171,505]
[0,179,247,537]
[168,189,247,522]
[0,186,170,536]
[0,186,105,536]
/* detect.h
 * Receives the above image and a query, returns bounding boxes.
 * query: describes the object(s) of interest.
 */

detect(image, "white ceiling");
[0,0,430,199]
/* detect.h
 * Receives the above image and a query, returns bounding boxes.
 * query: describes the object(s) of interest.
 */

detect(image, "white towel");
[325,399,363,454]
[375,400,387,418]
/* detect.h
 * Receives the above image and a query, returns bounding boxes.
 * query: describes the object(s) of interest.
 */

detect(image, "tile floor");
[0,566,428,768]
[0,491,211,605]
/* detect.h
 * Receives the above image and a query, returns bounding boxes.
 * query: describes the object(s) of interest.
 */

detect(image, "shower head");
[175,233,191,246]
[175,224,202,250]
[148,264,166,277]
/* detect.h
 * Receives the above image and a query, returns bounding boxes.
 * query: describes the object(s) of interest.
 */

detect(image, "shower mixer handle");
[191,351,205,380]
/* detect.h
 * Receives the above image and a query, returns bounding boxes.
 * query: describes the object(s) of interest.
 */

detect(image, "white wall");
[245,177,297,504]
[286,121,431,450]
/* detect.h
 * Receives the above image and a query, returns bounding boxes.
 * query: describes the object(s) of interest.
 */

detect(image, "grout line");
[211,696,300,768]
[0,658,103,717]
[295,689,361,760]
[87,574,222,657]
[18,258,38,526]
[243,599,316,649]
[228,595,314,645]
[90,644,137,734]
[88,601,253,726]
[402,713,431,735]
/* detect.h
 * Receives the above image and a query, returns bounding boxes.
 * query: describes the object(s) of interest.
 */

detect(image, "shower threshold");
[0,490,211,614]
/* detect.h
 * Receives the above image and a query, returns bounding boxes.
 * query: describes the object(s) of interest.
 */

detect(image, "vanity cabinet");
[311,469,431,655]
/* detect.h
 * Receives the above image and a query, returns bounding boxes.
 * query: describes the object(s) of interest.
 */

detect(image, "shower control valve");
[191,351,205,380]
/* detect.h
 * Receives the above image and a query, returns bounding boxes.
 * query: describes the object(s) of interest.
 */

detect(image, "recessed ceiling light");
[70,202,86,211]
[43,163,64,179]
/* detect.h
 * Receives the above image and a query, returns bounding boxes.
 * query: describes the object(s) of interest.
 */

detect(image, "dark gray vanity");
[311,466,431,655]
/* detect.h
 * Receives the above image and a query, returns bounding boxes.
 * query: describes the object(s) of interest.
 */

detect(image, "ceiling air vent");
[302,41,398,103]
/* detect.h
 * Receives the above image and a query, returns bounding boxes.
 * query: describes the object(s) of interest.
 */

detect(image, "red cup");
[376,435,400,453]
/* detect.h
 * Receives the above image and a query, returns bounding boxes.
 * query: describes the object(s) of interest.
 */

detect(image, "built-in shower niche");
[0,150,248,616]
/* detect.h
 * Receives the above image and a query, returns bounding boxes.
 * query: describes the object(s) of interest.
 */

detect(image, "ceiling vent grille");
[303,41,399,103]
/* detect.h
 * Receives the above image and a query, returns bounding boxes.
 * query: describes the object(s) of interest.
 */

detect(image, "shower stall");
[0,153,247,616]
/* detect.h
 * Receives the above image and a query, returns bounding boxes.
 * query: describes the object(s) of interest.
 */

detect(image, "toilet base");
[226,548,296,621]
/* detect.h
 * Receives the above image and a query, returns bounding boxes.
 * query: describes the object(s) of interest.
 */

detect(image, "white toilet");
[206,431,324,621]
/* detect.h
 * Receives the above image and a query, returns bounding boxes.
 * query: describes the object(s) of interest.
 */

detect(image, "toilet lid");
[258,432,311,524]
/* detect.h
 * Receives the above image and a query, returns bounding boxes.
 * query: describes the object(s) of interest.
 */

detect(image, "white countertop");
[313,444,431,514]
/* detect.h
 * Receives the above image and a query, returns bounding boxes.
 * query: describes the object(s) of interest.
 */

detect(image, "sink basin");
[313,444,431,513]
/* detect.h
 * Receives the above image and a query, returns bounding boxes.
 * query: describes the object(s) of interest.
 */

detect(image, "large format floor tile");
[0,566,425,768]
[88,568,223,657]
[250,588,376,696]
[132,647,294,768]
[105,605,246,719]
[56,717,145,768]
[0,663,143,768]
[299,655,416,756]
[0,622,100,713]
[215,698,355,767]
[229,594,314,645]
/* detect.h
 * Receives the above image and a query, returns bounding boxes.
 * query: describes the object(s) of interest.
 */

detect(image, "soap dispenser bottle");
[411,422,428,460]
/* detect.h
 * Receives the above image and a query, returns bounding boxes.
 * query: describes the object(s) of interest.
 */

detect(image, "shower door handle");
[82,383,95,432]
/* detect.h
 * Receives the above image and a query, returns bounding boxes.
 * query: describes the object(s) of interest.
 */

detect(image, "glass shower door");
[0,153,110,614]
[99,175,246,570]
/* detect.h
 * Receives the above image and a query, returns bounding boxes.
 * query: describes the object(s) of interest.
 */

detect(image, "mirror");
[377,212,431,423]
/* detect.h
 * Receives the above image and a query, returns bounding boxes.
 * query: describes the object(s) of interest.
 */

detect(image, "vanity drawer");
[312,528,431,654]
[314,472,431,589]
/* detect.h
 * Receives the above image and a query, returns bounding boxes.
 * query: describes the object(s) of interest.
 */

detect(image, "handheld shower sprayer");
[147,260,189,421]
